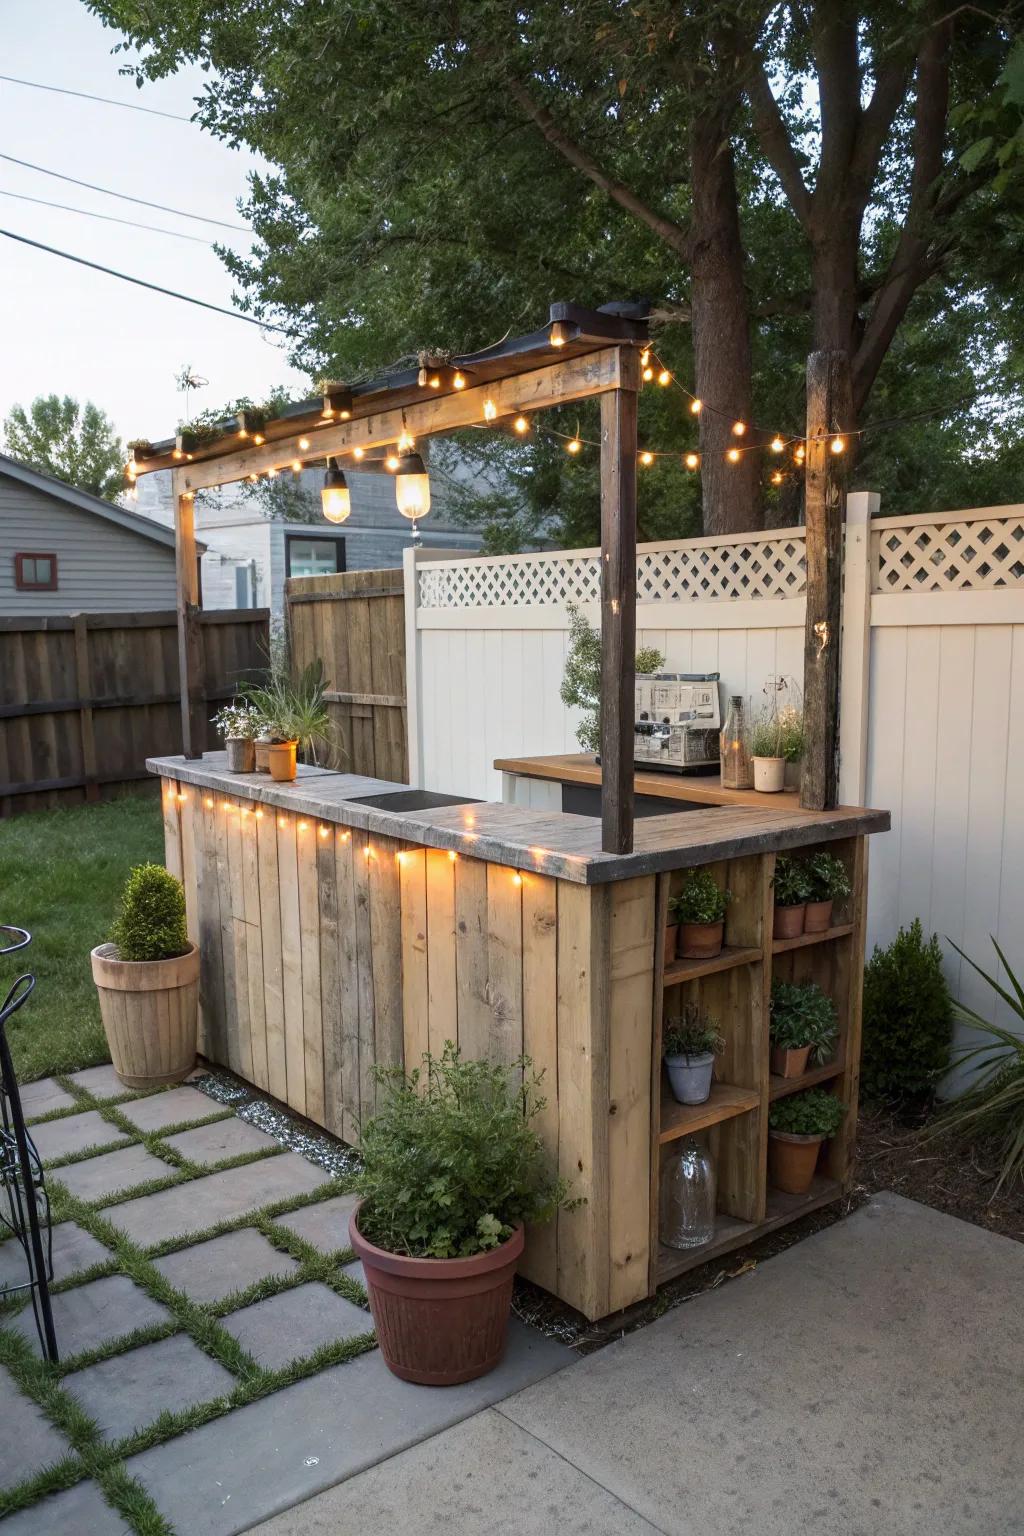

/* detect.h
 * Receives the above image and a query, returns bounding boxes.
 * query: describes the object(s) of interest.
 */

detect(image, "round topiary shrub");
[861,919,953,1114]
[111,864,189,963]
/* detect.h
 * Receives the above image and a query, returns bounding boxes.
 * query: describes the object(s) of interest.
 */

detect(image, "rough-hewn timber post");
[173,471,206,759]
[599,346,640,853]
[801,349,852,809]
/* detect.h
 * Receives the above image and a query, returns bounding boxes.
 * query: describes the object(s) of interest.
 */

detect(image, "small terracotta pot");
[770,1043,812,1079]
[804,898,834,933]
[768,1129,826,1195]
[268,740,299,782]
[349,1205,524,1385]
[753,756,786,793]
[678,920,724,960]
[254,739,272,773]
[664,923,679,963]
[225,737,255,773]
[773,902,806,940]
[90,942,198,1088]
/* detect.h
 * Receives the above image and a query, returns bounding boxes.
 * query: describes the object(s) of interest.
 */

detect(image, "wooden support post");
[174,479,206,759]
[599,346,640,854]
[71,613,100,802]
[800,349,851,810]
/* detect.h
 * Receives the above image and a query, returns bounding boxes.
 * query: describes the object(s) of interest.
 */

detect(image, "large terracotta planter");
[268,740,299,782]
[804,898,834,933]
[773,903,806,940]
[768,1129,825,1194]
[90,942,198,1088]
[770,1043,812,1079]
[349,1205,524,1385]
[678,920,724,960]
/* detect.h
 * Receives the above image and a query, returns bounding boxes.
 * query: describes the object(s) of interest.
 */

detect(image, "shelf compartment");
[771,923,853,955]
[659,1081,760,1142]
[769,1059,844,1100]
[663,944,762,986]
[656,1176,841,1284]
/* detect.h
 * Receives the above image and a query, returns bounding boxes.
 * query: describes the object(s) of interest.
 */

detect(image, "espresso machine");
[633,673,722,774]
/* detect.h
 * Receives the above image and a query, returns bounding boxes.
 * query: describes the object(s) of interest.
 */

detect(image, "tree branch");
[849,56,914,197]
[744,57,813,227]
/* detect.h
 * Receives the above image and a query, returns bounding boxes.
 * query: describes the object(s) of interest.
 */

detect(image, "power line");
[0,154,248,232]
[0,73,193,122]
[0,189,212,244]
[0,228,291,333]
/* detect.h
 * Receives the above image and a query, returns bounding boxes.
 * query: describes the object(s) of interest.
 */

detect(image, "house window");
[14,553,58,591]
[285,536,345,578]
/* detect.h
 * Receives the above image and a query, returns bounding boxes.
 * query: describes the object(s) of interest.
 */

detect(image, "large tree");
[3,395,124,501]
[93,1,1024,537]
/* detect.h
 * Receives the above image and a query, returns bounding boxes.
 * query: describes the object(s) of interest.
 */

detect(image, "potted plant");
[804,850,851,932]
[348,1045,570,1385]
[560,603,663,756]
[751,709,786,793]
[772,854,812,939]
[769,979,837,1078]
[663,1006,725,1105]
[768,1089,845,1194]
[668,871,731,960]
[212,701,261,773]
[89,864,198,1089]
[778,703,804,791]
[244,659,333,783]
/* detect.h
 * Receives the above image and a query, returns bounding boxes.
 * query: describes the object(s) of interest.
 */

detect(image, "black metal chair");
[0,925,58,1362]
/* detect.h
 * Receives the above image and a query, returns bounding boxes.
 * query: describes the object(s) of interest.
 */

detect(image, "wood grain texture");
[400,848,429,1077]
[599,357,640,856]
[606,874,655,1310]
[241,807,268,1093]
[454,856,491,1056]
[334,829,362,1145]
[486,865,524,1065]
[425,850,457,1059]
[257,807,287,1102]
[351,829,378,1124]
[297,818,325,1124]
[369,834,405,1082]
[318,825,344,1137]
[276,810,306,1116]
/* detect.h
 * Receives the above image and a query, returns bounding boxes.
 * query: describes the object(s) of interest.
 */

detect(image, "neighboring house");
[0,454,192,615]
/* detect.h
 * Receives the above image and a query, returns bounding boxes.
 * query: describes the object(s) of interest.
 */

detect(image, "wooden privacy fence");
[0,608,269,815]
[285,569,407,782]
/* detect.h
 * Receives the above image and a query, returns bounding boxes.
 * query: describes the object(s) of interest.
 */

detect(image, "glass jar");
[720,694,753,790]
[659,1138,716,1250]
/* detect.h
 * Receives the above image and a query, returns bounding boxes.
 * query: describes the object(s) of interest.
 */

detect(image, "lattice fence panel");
[873,516,1024,592]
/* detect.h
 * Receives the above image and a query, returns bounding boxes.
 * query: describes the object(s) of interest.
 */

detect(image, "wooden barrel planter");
[90,943,199,1088]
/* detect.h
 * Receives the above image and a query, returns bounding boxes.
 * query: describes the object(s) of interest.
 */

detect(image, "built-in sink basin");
[346,789,481,813]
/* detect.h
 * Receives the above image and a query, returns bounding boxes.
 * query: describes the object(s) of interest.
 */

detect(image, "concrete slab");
[18,1077,76,1119]
[152,1228,300,1304]
[66,1064,128,1100]
[11,1275,172,1360]
[127,1320,571,1536]
[29,1108,127,1163]
[163,1117,279,1167]
[103,1154,327,1248]
[0,1479,132,1533]
[274,1194,358,1255]
[222,1283,371,1370]
[54,1143,169,1202]
[65,1333,236,1442]
[118,1086,223,1133]
[339,1259,366,1292]
[247,1407,663,1536]
[497,1194,1024,1536]
[0,1222,110,1294]
[0,1364,70,1492]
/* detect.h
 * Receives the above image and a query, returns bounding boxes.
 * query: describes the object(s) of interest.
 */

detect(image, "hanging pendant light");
[391,451,431,543]
[321,457,351,523]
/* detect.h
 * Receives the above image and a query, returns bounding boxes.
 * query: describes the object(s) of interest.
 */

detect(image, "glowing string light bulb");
[483,400,497,422]
[727,447,741,463]
[771,436,784,453]
[640,450,654,466]
[453,371,466,390]
[566,437,582,455]
[352,446,365,460]
[732,420,746,437]
[513,415,529,434]
[397,429,415,452]
[794,444,806,463]
[642,366,654,382]
[657,369,671,386]
[684,452,700,470]
[690,398,702,415]
[830,435,846,454]
[771,470,784,486]
[298,438,310,451]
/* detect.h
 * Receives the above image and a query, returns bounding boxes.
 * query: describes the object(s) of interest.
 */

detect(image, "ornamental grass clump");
[353,1045,570,1259]
[110,864,189,962]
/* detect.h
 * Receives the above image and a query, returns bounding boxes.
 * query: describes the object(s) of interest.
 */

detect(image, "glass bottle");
[659,1138,716,1250]
[720,694,753,790]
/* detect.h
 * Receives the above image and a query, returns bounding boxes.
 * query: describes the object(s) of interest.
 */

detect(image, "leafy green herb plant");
[663,1005,724,1060]
[770,979,837,1062]
[110,865,189,963]
[777,705,804,764]
[769,1088,845,1138]
[560,603,663,755]
[669,870,730,926]
[861,919,953,1111]
[806,851,851,904]
[751,712,784,758]
[772,854,812,907]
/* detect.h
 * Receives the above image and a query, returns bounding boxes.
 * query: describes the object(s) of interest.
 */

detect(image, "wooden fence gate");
[285,569,407,782]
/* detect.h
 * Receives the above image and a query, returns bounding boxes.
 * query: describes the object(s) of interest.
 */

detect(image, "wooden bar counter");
[148,752,888,1321]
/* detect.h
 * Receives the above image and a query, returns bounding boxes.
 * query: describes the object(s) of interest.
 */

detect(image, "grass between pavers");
[0,796,164,1082]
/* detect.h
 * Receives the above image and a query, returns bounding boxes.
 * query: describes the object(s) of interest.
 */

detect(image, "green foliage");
[805,852,851,904]
[663,1005,724,1060]
[861,920,953,1109]
[777,706,804,764]
[772,854,812,908]
[243,658,333,758]
[559,603,663,755]
[769,1089,845,1138]
[751,712,784,759]
[3,395,123,501]
[211,702,262,741]
[770,980,837,1062]
[353,1045,570,1258]
[932,938,1024,1193]
[669,871,730,926]
[110,864,188,963]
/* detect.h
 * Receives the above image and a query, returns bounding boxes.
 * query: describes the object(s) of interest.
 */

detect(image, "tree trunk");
[689,115,760,535]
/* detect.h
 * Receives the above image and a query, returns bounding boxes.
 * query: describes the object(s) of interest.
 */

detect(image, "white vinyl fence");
[403,494,1024,1041]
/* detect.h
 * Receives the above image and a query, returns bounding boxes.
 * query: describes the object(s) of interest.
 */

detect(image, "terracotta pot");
[773,902,806,940]
[90,942,198,1088]
[768,1129,826,1195]
[804,898,834,933]
[664,1051,715,1105]
[753,756,786,793]
[225,738,256,773]
[268,740,299,782]
[349,1205,524,1385]
[664,923,679,963]
[678,920,724,960]
[254,739,272,773]
[770,1043,812,1079]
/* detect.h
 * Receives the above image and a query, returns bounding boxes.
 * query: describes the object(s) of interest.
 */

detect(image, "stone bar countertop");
[147,753,890,886]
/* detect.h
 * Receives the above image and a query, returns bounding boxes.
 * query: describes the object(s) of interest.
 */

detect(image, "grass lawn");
[0,794,164,1082]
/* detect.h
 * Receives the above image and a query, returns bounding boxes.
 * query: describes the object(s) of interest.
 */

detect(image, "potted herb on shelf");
[212,701,262,773]
[751,711,786,793]
[779,704,804,791]
[769,979,838,1078]
[663,1006,725,1105]
[348,1046,571,1385]
[804,851,851,932]
[90,864,198,1088]
[668,871,731,960]
[768,1089,845,1194]
[772,854,812,939]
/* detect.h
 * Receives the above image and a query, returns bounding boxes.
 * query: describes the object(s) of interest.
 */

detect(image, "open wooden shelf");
[663,944,762,987]
[656,1176,842,1284]
[769,1059,844,1100]
[771,923,853,954]
[659,1080,760,1142]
